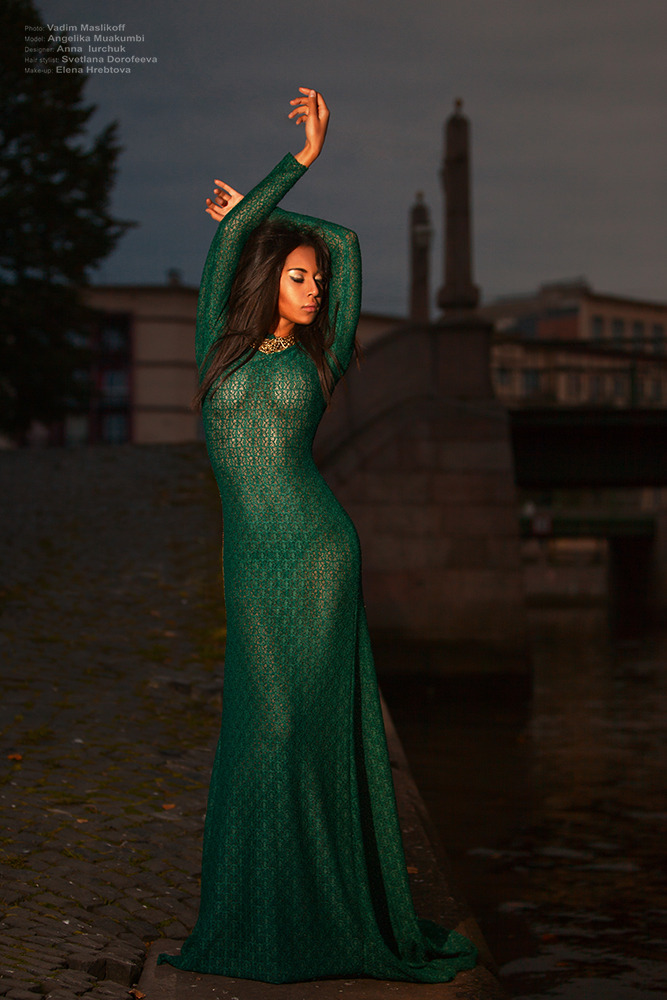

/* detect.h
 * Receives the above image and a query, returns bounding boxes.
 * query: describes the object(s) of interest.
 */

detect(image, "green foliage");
[0,0,134,440]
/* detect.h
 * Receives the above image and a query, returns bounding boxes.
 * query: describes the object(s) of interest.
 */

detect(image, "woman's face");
[275,245,323,331]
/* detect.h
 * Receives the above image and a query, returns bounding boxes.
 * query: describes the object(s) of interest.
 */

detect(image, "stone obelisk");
[409,192,432,323]
[438,99,480,314]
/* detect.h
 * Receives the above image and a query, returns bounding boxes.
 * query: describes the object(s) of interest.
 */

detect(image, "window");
[632,321,645,351]
[613,375,626,400]
[591,315,604,341]
[64,414,89,446]
[612,318,625,348]
[589,374,603,402]
[100,316,130,354]
[66,329,90,349]
[566,372,581,400]
[653,324,665,355]
[101,369,129,404]
[517,316,539,340]
[522,369,541,396]
[101,412,129,444]
[650,379,663,404]
[495,367,511,387]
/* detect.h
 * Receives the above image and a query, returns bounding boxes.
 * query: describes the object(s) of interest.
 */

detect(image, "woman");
[159,88,477,984]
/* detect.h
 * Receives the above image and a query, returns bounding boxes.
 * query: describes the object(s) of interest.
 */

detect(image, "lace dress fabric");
[158,155,477,983]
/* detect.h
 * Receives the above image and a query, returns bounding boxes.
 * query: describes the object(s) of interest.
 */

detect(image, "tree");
[0,0,134,442]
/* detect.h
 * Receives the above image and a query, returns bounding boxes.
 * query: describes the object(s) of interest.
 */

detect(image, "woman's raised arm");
[289,88,330,168]
[196,89,330,371]
[196,156,306,369]
[271,207,361,377]
[204,96,360,376]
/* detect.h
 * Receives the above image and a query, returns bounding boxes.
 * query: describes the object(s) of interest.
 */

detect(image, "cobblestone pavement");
[0,444,226,999]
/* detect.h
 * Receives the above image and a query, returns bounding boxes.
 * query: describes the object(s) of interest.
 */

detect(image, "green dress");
[158,154,477,983]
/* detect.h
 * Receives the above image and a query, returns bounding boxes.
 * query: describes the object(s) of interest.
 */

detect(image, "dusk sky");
[38,0,666,316]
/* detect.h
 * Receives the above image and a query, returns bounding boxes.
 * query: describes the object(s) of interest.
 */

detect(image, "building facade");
[63,282,201,446]
[482,280,667,409]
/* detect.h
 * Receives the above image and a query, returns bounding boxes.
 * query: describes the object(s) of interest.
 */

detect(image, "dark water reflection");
[381,610,667,998]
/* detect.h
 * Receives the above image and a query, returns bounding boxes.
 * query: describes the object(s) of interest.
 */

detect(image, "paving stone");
[38,969,97,993]
[116,917,157,939]
[11,904,66,926]
[0,869,44,886]
[64,952,107,978]
[99,951,142,987]
[15,934,71,952]
[26,853,64,869]
[99,942,143,965]
[148,894,183,917]
[0,889,31,906]
[31,894,68,912]
[66,932,108,951]
[115,935,145,955]
[2,957,59,979]
[88,904,130,924]
[78,982,131,999]
[62,886,104,908]
[0,982,35,999]
[161,919,190,939]
[79,915,125,937]
[111,897,146,918]
[96,871,134,892]
[9,943,64,966]
[132,873,168,894]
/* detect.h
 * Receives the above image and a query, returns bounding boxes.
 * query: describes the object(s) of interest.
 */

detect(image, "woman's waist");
[214,457,320,481]
[221,485,359,554]
[207,439,317,466]
[217,466,348,515]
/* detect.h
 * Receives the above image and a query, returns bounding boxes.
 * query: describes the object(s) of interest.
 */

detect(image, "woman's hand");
[290,88,330,168]
[205,181,243,221]
[204,88,328,221]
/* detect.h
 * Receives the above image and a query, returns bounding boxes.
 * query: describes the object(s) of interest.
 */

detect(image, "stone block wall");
[317,321,527,671]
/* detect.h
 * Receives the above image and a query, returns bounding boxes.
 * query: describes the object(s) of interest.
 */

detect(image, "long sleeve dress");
[158,153,478,984]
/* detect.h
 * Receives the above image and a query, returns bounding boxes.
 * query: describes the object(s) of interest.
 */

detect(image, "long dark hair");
[194,221,339,408]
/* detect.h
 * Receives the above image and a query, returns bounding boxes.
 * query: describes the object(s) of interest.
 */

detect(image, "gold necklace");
[258,333,296,354]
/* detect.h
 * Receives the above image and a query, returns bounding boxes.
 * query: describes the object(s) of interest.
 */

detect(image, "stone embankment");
[0,445,505,1000]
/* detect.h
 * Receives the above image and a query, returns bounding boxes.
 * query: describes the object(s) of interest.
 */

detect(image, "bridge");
[510,407,667,488]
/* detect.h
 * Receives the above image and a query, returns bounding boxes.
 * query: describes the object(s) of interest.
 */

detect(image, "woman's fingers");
[289,89,330,130]
[315,91,330,119]
[213,180,242,200]
[290,87,316,105]
[205,198,224,220]
[289,88,318,123]
[204,180,244,219]
[288,102,310,125]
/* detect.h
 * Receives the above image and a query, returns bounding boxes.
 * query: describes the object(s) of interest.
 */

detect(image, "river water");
[381,610,667,999]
